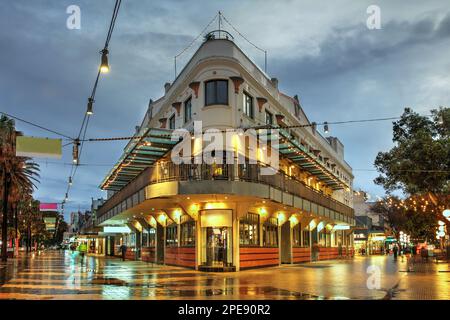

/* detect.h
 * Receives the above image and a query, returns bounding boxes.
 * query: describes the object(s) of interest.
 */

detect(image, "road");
[0,251,448,300]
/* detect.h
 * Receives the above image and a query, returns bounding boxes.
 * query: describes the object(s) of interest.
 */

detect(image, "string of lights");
[61,0,123,213]
[0,111,74,140]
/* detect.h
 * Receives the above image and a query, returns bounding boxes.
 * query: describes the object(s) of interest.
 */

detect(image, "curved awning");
[276,129,349,190]
[100,128,177,191]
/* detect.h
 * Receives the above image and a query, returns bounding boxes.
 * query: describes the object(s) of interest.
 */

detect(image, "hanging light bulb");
[324,121,329,134]
[65,193,68,201]
[72,139,80,164]
[69,176,73,186]
[86,98,94,115]
[100,48,109,73]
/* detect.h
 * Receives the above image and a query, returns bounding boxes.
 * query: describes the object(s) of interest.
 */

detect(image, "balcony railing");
[97,162,354,220]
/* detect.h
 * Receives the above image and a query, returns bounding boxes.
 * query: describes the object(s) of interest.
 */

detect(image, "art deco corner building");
[94,30,355,271]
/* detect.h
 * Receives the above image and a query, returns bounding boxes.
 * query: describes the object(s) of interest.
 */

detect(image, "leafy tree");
[374,107,449,194]
[0,115,40,261]
[374,107,450,230]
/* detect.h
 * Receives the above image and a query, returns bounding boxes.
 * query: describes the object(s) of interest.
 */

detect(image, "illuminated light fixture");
[258,207,267,215]
[86,98,94,115]
[65,193,68,201]
[100,48,110,73]
[186,197,190,200]
[317,221,325,232]
[324,122,329,134]
[438,220,445,226]
[173,209,182,220]
[443,209,450,219]
[191,135,195,140]
[277,212,285,224]
[333,225,350,231]
[68,177,73,186]
[72,139,80,164]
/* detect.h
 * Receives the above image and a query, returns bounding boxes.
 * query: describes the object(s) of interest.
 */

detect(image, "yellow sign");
[16,136,62,159]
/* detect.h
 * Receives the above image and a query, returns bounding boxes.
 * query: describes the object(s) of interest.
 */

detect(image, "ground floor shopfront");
[98,197,354,271]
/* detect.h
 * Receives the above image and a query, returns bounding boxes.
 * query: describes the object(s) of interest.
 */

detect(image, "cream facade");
[96,32,355,271]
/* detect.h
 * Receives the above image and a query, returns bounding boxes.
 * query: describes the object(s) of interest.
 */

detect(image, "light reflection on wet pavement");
[0,251,447,300]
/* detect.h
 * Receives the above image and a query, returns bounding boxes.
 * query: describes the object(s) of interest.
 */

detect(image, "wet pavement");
[0,251,448,300]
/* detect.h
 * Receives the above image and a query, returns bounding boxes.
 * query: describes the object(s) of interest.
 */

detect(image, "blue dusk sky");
[1,1,449,220]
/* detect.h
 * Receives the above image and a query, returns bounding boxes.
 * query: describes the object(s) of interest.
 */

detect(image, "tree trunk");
[1,174,10,262]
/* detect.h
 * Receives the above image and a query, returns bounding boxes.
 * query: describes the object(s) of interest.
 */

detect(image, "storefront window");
[180,215,196,246]
[293,223,301,247]
[142,231,149,247]
[149,228,156,247]
[239,212,259,246]
[302,229,310,247]
[166,223,178,247]
[263,217,278,247]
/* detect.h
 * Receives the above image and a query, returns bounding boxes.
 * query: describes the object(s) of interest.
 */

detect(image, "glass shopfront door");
[200,209,234,268]
[204,227,232,267]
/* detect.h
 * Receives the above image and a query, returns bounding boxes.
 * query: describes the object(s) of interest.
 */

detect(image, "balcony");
[97,161,354,222]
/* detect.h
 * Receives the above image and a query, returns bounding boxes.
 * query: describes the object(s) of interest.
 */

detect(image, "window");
[148,228,156,247]
[243,92,254,118]
[240,212,259,246]
[293,223,301,247]
[184,97,192,123]
[263,217,278,247]
[169,114,176,129]
[205,80,228,105]
[265,110,273,125]
[180,215,195,246]
[166,223,178,247]
[302,229,310,247]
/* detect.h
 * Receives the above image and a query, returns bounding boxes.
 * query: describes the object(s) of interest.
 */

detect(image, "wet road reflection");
[0,251,447,300]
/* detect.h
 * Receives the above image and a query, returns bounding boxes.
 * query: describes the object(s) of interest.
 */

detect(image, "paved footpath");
[0,251,448,300]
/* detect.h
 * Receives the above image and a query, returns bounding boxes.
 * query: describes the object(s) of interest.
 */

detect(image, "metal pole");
[218,11,221,38]
[264,51,267,73]
[174,57,177,79]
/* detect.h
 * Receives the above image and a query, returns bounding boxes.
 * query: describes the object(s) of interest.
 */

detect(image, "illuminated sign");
[103,226,131,234]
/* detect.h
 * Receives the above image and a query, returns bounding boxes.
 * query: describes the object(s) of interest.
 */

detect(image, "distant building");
[353,191,390,255]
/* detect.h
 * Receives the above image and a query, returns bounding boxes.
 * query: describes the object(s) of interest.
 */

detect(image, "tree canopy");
[374,107,450,195]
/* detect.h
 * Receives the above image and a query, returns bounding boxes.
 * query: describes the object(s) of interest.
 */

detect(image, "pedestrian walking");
[120,244,127,261]
[78,242,87,263]
[420,246,428,263]
[393,245,398,260]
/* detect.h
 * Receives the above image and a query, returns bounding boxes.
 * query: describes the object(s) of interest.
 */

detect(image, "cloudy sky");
[1,0,449,221]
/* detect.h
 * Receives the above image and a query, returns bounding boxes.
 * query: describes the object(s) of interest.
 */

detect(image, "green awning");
[276,129,348,190]
[100,128,177,191]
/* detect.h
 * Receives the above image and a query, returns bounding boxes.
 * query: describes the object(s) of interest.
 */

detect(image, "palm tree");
[0,115,39,261]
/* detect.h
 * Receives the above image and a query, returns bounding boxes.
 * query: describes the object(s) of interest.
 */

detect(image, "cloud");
[1,1,449,220]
